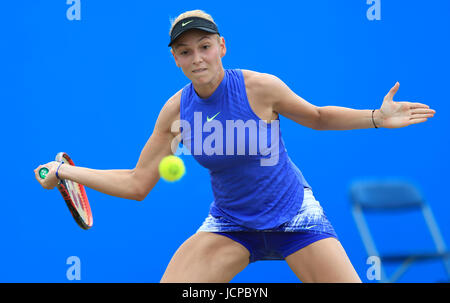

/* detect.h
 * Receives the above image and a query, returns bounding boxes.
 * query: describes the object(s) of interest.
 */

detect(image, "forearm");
[58,165,142,201]
[317,106,383,130]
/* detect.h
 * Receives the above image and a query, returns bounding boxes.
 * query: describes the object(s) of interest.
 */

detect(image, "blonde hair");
[169,9,217,36]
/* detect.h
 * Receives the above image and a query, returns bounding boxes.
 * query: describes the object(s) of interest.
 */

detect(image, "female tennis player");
[35,10,435,282]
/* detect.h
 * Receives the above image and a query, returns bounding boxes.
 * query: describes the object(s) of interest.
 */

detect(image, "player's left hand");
[378,82,435,128]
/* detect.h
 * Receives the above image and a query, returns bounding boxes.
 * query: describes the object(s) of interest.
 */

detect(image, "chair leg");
[352,206,388,282]
[387,257,416,283]
[422,204,450,279]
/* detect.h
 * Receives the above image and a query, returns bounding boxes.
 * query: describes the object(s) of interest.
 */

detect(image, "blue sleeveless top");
[180,69,311,230]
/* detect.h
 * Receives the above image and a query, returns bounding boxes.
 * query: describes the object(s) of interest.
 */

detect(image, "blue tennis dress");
[179,69,337,261]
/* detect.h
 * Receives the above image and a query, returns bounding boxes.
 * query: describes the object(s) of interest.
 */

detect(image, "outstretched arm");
[316,82,435,130]
[34,91,181,201]
[268,75,435,130]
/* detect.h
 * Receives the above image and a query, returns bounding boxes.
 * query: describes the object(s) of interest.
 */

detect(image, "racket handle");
[39,167,49,179]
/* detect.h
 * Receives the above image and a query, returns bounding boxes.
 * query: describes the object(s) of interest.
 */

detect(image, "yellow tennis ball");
[158,155,185,182]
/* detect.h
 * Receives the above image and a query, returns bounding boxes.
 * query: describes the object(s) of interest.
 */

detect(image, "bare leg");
[160,232,250,283]
[285,237,361,283]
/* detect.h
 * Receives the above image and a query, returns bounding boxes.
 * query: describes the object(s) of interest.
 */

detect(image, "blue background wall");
[1,1,449,282]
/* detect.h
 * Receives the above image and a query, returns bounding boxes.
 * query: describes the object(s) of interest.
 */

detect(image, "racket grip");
[39,167,49,179]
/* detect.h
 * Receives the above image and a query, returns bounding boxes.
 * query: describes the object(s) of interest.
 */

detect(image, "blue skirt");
[197,188,339,262]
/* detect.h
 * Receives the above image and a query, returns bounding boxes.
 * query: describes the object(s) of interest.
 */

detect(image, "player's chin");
[190,70,212,84]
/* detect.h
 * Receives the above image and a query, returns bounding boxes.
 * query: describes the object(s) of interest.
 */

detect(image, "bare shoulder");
[241,70,289,122]
[242,69,320,129]
[154,89,182,136]
[241,70,282,90]
[161,89,182,119]
[241,69,286,103]
[241,69,279,81]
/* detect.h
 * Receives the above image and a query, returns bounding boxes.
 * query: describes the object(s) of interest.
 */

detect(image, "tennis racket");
[39,152,93,230]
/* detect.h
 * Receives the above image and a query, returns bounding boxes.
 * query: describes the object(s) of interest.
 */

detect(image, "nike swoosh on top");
[182,20,194,27]
[207,112,221,122]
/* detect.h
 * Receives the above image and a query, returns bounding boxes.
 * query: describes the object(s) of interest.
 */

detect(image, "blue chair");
[349,180,450,282]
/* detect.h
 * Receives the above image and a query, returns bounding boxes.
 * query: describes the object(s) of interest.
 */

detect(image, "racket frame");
[55,152,93,230]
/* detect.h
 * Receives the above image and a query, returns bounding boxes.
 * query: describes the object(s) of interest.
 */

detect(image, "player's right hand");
[34,161,60,190]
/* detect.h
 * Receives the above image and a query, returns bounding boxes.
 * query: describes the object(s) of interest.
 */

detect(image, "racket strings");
[58,154,93,228]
